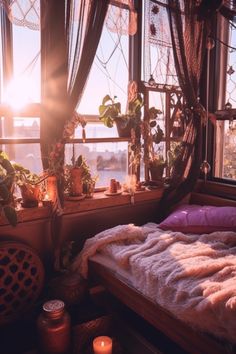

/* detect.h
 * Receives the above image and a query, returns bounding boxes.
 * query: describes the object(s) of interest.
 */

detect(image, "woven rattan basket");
[0,241,44,325]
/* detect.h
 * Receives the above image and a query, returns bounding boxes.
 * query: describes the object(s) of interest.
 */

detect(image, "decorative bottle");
[37,299,71,354]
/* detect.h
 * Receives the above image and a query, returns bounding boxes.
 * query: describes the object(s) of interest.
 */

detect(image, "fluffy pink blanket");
[72,223,236,343]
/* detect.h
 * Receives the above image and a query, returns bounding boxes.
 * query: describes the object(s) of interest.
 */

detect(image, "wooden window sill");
[0,188,164,226]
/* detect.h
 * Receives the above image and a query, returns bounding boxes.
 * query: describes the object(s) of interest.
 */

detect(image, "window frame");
[0,1,136,189]
[210,14,236,185]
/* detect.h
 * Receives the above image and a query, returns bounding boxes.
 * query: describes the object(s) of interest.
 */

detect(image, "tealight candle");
[42,193,52,207]
[93,336,112,354]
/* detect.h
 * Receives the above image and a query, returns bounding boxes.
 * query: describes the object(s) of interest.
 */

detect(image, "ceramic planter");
[70,167,83,196]
[149,163,165,181]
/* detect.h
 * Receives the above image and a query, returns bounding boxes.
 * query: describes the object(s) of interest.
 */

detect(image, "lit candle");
[42,193,52,207]
[93,336,112,354]
[44,193,49,201]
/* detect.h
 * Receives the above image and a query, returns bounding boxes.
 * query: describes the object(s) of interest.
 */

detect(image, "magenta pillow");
[159,204,236,234]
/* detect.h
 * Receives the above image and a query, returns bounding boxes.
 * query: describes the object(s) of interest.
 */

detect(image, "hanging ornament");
[225,101,232,110]
[148,74,156,87]
[151,5,159,15]
[200,160,211,175]
[200,36,214,181]
[227,66,235,76]
[206,37,215,50]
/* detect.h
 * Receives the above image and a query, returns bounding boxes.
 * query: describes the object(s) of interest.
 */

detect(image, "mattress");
[73,223,236,344]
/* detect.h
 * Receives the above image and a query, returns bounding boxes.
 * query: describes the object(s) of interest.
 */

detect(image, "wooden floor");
[0,286,190,354]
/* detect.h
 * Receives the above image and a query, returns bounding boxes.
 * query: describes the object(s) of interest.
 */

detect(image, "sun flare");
[4,76,34,110]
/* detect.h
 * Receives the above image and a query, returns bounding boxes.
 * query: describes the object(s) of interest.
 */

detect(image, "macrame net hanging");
[0,0,41,30]
[143,0,178,86]
[106,0,137,36]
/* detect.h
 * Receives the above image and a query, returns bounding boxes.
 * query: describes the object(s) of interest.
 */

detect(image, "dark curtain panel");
[40,0,109,270]
[160,0,211,216]
[40,0,68,172]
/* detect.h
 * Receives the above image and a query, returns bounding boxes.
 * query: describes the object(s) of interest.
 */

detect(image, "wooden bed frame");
[88,192,236,354]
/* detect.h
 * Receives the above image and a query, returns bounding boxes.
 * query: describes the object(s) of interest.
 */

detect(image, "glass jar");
[37,299,71,354]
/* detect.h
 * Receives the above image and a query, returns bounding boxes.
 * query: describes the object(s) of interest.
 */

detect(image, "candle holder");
[42,193,52,207]
[93,336,112,354]
[42,199,52,207]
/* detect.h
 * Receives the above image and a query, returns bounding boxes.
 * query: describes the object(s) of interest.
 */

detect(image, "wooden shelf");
[63,188,164,215]
[0,188,164,226]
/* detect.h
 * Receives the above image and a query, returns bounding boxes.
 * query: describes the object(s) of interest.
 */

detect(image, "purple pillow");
[159,204,236,234]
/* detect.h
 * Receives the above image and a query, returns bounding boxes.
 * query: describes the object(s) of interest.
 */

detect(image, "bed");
[72,192,236,354]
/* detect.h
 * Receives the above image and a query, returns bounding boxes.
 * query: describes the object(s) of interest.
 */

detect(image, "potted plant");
[149,154,167,181]
[64,155,97,198]
[98,93,143,137]
[142,106,167,181]
[0,153,17,226]
[48,240,88,305]
[12,163,42,207]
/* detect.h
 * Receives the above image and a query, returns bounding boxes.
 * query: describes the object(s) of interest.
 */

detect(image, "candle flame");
[44,193,49,201]
[101,341,105,347]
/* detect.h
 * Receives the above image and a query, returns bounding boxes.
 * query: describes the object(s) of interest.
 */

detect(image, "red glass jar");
[37,299,71,354]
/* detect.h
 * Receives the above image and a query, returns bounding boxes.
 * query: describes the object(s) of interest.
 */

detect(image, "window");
[70,2,131,187]
[214,18,236,182]
[141,0,183,179]
[0,1,131,187]
[0,6,42,174]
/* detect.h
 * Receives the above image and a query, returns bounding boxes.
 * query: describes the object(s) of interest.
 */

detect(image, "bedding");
[72,223,236,344]
[159,204,236,233]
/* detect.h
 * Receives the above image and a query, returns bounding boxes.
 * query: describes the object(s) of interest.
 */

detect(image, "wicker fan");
[0,241,44,325]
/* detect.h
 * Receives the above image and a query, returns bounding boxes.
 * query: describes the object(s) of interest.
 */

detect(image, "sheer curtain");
[160,0,211,214]
[66,0,110,116]
[40,0,109,183]
[41,0,109,270]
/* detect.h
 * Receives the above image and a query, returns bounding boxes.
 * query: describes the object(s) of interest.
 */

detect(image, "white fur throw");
[72,223,236,343]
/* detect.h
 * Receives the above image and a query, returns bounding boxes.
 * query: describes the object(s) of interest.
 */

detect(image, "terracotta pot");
[20,183,39,207]
[47,175,57,202]
[149,164,165,181]
[49,272,88,306]
[83,180,95,198]
[70,167,83,196]
[115,117,132,137]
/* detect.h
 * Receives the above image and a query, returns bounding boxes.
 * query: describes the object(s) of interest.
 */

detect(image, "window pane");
[149,91,165,133]
[226,24,236,106]
[65,142,128,187]
[215,120,236,180]
[0,117,40,138]
[0,143,42,175]
[78,4,129,116]
[12,24,41,104]
[214,22,236,182]
[74,122,118,139]
[142,0,178,86]
[1,24,41,108]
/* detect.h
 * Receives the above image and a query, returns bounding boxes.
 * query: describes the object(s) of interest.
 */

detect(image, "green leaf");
[3,205,17,227]
[102,95,112,105]
[114,102,121,114]
[1,159,15,174]
[0,184,10,200]
[104,117,114,128]
[99,105,110,117]
[75,155,83,167]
